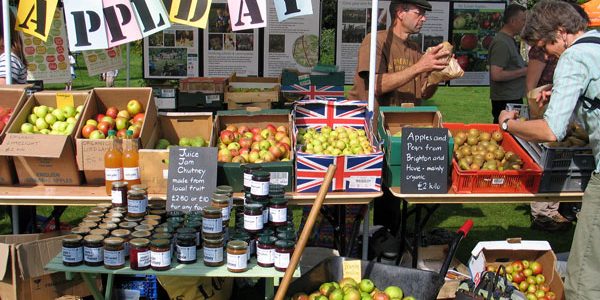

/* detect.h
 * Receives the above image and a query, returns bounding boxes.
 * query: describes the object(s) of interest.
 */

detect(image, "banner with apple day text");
[83,46,125,76]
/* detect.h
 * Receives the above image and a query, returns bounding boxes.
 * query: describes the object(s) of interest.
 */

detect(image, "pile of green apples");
[154,136,207,149]
[292,278,414,300]
[297,126,373,156]
[20,104,83,135]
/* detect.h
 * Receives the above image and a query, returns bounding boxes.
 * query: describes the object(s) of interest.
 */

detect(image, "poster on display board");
[409,1,450,53]
[263,0,321,77]
[202,0,260,77]
[23,7,71,83]
[143,24,200,79]
[336,0,391,84]
[449,1,505,86]
[82,46,125,76]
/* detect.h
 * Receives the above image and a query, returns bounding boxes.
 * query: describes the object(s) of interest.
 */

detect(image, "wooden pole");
[274,164,337,300]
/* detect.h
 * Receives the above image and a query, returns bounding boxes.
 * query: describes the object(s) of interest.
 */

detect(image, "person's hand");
[417,44,451,73]
[499,109,518,123]
[536,89,552,108]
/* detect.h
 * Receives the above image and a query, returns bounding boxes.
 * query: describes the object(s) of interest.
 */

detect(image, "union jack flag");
[296,153,383,192]
[294,100,369,129]
[282,85,344,100]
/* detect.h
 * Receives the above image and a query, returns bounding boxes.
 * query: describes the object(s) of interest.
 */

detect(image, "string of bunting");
[14,0,314,51]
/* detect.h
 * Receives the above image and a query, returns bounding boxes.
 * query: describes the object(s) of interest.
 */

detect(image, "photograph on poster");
[148,32,163,46]
[236,34,254,51]
[209,34,224,50]
[292,34,319,67]
[224,34,236,50]
[148,48,188,76]
[342,24,366,43]
[176,30,195,47]
[209,4,233,33]
[342,9,366,23]
[366,8,387,30]
[269,35,285,53]
[164,31,176,47]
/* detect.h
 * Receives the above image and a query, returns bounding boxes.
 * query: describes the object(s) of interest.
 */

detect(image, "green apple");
[76,105,84,113]
[20,123,34,133]
[40,128,50,134]
[359,279,375,293]
[52,108,66,121]
[44,113,57,125]
[35,118,49,130]
[191,136,205,147]
[66,117,77,124]
[89,130,105,139]
[34,105,49,118]
[65,123,76,135]
[179,137,191,146]
[27,114,38,124]
[63,105,76,118]
[384,286,403,299]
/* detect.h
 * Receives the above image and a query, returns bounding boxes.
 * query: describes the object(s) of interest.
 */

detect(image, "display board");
[449,1,505,86]
[166,147,217,212]
[202,0,260,77]
[263,0,321,77]
[22,7,71,84]
[409,1,451,52]
[143,24,200,79]
[401,128,448,194]
[83,47,125,76]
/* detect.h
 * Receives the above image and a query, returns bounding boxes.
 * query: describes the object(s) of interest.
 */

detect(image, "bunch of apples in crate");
[454,128,524,171]
[155,136,207,149]
[487,260,557,300]
[19,104,83,135]
[217,124,291,163]
[0,106,14,132]
[292,278,414,300]
[297,126,373,156]
[81,100,144,140]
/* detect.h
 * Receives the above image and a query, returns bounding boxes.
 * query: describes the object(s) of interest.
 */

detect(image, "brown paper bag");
[426,42,465,84]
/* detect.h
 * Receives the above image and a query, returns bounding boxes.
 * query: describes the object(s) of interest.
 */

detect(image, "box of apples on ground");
[0,86,29,185]
[75,88,157,185]
[213,109,294,192]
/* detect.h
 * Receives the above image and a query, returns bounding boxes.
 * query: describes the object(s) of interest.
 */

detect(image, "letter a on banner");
[274,0,312,21]
[103,0,143,47]
[16,0,59,41]
[130,0,171,37]
[228,0,267,31]
[169,0,212,28]
[63,0,109,51]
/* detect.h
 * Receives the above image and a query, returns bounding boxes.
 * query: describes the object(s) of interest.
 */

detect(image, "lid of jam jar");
[227,240,248,250]
[130,238,150,247]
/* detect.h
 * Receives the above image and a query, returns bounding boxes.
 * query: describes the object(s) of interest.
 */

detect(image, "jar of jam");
[71,226,91,236]
[148,210,167,221]
[78,222,98,229]
[148,200,166,211]
[83,234,104,267]
[231,231,252,262]
[109,207,127,214]
[277,231,296,242]
[111,181,128,207]
[215,185,234,207]
[89,228,110,238]
[87,212,105,218]
[176,227,195,238]
[202,207,223,234]
[102,217,121,224]
[111,229,131,258]
[98,222,118,232]
[127,190,147,218]
[176,234,197,264]
[186,211,202,221]
[269,184,285,195]
[211,193,231,222]
[124,216,144,223]
[83,216,102,224]
[227,240,248,273]
[167,210,184,218]
[150,239,172,271]
[103,237,125,269]
[256,236,277,268]
[140,219,160,227]
[203,237,224,267]
[269,197,288,226]
[251,171,270,200]
[119,221,138,231]
[252,199,269,225]
[259,228,275,238]
[131,230,152,239]
[135,224,154,232]
[131,184,148,197]
[274,240,295,272]
[243,204,264,233]
[243,164,262,193]
[130,238,151,271]
[62,234,83,266]
[167,217,184,229]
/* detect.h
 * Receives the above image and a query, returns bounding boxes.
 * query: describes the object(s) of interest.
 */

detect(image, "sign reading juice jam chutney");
[167,146,217,212]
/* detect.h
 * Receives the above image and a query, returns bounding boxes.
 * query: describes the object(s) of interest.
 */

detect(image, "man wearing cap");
[347,0,450,106]
[348,0,450,233]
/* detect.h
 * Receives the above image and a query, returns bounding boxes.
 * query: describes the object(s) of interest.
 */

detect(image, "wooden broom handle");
[274,164,337,300]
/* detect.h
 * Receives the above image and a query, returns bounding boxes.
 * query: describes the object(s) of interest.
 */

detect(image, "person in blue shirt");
[499,1,600,299]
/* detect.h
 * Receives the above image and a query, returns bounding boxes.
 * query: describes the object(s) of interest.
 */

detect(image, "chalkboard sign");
[167,146,218,212]
[401,128,449,194]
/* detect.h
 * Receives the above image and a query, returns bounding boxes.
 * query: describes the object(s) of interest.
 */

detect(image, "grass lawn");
[0,46,575,265]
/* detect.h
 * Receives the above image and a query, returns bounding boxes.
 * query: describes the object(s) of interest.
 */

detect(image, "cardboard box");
[140,112,215,194]
[377,106,449,165]
[294,100,383,193]
[178,77,227,111]
[0,232,101,300]
[280,69,345,102]
[0,86,29,185]
[0,91,89,185]
[75,88,157,185]
[151,84,177,111]
[214,109,294,192]
[468,239,564,300]
[224,73,280,110]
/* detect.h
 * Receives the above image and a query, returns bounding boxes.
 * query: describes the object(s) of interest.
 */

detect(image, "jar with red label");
[130,238,151,271]
[257,236,277,268]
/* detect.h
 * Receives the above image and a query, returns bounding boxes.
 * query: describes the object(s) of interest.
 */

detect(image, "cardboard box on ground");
[468,239,564,300]
[0,86,29,185]
[140,112,215,194]
[0,232,101,300]
[0,91,90,185]
[75,88,157,185]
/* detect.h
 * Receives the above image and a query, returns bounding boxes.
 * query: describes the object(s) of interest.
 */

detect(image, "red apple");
[225,124,238,133]
[128,125,141,138]
[117,128,127,138]
[538,283,550,292]
[115,117,128,130]
[81,124,97,138]
[132,113,144,124]
[105,106,118,119]
[252,134,263,143]
[276,125,288,134]
[97,121,112,136]
[372,291,390,300]
[546,291,556,300]
[239,137,253,149]
[482,35,494,50]
[239,147,250,155]
[512,261,524,273]
[512,272,525,284]
[127,99,143,115]
[217,148,233,162]
[229,148,240,157]
[460,34,478,50]
[274,131,287,142]
[117,110,130,119]
[220,130,235,145]
[266,124,277,134]
[279,136,292,146]
[95,113,106,123]
[457,55,469,71]
[268,145,282,159]
[231,156,246,163]
[86,119,98,126]
[237,125,249,134]
[250,127,261,136]
[530,261,543,275]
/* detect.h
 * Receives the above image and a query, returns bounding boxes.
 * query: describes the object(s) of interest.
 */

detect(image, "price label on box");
[342,260,362,283]
[56,93,74,108]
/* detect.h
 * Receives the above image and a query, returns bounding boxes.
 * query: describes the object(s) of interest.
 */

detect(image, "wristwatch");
[501,118,510,132]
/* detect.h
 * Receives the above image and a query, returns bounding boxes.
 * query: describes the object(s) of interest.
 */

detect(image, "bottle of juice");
[122,129,141,186]
[104,130,123,195]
